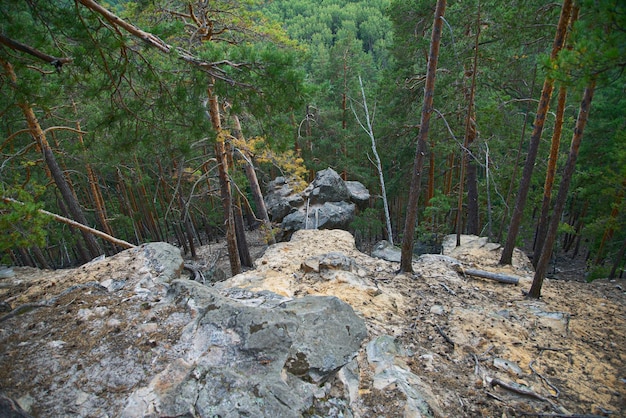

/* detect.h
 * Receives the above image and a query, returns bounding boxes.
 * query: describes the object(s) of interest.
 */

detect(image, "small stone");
[430,305,445,315]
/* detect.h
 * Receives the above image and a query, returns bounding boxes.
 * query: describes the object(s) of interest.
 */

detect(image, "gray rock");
[0,392,33,418]
[316,201,355,230]
[306,168,351,204]
[281,202,356,238]
[372,240,402,262]
[133,242,184,283]
[121,280,367,417]
[345,180,370,208]
[264,177,304,221]
[367,335,442,418]
[264,169,369,239]
[0,266,15,279]
[0,242,366,418]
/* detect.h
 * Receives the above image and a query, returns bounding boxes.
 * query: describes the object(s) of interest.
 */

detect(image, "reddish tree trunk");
[400,0,447,272]
[529,79,596,298]
[500,0,572,265]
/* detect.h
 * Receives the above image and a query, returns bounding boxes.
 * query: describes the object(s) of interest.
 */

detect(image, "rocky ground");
[197,230,626,417]
[1,230,624,417]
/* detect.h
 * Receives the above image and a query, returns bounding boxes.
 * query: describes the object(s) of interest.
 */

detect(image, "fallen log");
[459,267,520,284]
[2,197,136,249]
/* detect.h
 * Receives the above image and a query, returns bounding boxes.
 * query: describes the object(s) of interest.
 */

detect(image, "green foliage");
[586,265,610,282]
[0,189,50,253]
[1,0,624,269]
[350,208,384,241]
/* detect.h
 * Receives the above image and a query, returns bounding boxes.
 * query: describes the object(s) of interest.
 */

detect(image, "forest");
[1,0,625,292]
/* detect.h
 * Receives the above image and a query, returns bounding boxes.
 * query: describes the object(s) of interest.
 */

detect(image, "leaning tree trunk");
[1,59,103,260]
[231,114,275,244]
[533,85,568,267]
[528,79,596,299]
[500,0,572,265]
[400,0,447,273]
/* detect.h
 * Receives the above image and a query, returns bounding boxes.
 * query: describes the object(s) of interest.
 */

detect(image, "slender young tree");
[400,0,447,273]
[352,75,394,245]
[500,0,573,265]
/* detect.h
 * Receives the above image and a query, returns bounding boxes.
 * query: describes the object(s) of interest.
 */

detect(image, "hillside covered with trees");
[1,0,625,287]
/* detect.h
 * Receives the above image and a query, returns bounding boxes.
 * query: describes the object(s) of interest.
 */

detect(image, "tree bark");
[400,0,447,273]
[500,0,572,265]
[457,7,481,244]
[528,79,596,298]
[533,85,568,266]
[231,115,275,244]
[207,86,241,276]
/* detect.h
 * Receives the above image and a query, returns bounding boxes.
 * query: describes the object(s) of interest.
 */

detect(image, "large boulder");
[345,180,371,209]
[282,201,356,237]
[264,168,368,240]
[305,168,351,204]
[0,242,367,417]
[123,283,367,417]
[264,176,304,221]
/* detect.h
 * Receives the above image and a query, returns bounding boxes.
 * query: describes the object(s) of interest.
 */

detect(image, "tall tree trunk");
[497,65,538,243]
[233,195,253,268]
[207,84,241,276]
[533,85,568,267]
[500,0,572,265]
[456,6,481,245]
[528,79,596,298]
[400,0,447,273]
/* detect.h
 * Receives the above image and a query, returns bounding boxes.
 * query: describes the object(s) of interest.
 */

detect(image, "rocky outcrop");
[2,230,623,417]
[264,168,370,240]
[0,241,366,418]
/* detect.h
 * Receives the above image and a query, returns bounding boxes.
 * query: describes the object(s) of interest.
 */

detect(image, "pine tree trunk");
[400,0,447,273]
[457,8,481,244]
[1,59,103,260]
[500,0,572,265]
[22,104,103,259]
[533,85,568,266]
[207,85,241,276]
[529,79,596,298]
[497,66,538,243]
[500,0,572,264]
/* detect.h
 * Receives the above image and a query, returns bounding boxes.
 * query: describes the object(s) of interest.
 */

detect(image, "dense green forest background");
[1,0,624,280]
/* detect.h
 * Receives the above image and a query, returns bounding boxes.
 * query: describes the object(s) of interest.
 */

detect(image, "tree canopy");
[1,0,624,281]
